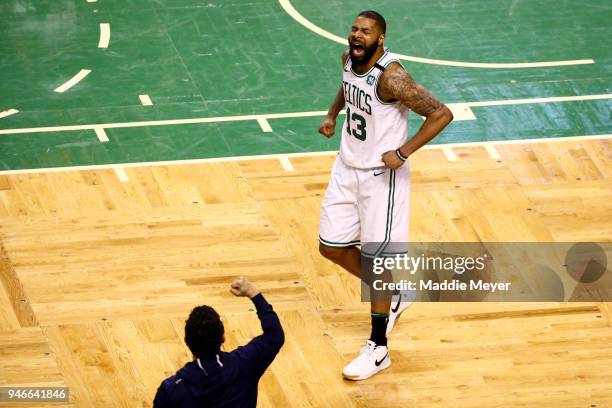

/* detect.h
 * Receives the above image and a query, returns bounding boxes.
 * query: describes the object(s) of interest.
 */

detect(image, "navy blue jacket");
[154,294,284,408]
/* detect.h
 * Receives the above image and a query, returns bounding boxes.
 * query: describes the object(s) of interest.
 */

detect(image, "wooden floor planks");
[0,138,611,407]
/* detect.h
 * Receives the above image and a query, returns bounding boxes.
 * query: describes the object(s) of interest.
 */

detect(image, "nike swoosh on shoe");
[375,352,389,366]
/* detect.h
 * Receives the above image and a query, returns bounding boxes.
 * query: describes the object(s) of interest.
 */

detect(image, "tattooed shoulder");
[378,63,443,117]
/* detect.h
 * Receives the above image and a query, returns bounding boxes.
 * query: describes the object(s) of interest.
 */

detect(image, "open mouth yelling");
[350,43,365,59]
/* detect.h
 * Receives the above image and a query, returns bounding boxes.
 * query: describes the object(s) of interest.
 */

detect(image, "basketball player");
[318,10,453,380]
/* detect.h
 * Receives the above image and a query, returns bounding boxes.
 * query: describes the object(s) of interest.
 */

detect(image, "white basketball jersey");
[339,48,409,169]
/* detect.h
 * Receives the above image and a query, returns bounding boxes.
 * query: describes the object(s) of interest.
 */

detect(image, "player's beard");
[351,41,379,66]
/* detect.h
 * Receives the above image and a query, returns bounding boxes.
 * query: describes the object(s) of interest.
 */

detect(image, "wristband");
[395,148,407,162]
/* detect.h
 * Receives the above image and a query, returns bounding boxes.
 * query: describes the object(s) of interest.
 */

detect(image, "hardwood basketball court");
[1,0,611,406]
[1,138,611,407]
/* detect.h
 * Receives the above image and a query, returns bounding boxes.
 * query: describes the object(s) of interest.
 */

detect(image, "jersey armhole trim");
[374,59,403,105]
[343,51,351,71]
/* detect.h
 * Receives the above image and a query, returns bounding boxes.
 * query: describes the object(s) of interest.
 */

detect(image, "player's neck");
[352,46,385,74]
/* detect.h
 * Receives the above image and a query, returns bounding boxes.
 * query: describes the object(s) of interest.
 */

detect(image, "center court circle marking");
[278,0,595,69]
[53,69,92,93]
[0,109,19,119]
[98,23,110,48]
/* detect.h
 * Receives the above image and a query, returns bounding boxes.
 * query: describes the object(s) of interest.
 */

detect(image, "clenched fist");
[381,150,406,169]
[318,116,336,138]
[230,276,260,298]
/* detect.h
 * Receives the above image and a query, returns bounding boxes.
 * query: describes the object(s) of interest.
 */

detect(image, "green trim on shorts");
[319,236,360,248]
[369,169,396,258]
[361,250,408,259]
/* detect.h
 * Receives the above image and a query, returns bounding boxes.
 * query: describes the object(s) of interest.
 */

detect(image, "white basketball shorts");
[319,155,410,257]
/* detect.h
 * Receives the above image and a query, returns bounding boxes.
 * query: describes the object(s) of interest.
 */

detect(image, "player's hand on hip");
[382,150,405,169]
[230,276,260,298]
[318,117,336,138]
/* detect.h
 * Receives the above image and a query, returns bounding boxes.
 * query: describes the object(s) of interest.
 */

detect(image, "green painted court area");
[1,0,611,171]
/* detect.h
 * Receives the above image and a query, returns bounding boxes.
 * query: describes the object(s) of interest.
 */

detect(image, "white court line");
[94,127,109,142]
[139,95,153,106]
[278,156,295,172]
[98,23,110,48]
[86,0,97,3]
[257,117,273,132]
[1,93,610,136]
[485,144,502,161]
[0,134,609,176]
[0,110,328,135]
[0,109,19,119]
[447,104,476,121]
[53,69,91,93]
[278,0,594,69]
[113,166,129,182]
[468,94,612,107]
[442,146,458,162]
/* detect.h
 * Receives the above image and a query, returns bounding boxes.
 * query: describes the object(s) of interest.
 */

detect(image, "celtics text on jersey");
[340,48,410,169]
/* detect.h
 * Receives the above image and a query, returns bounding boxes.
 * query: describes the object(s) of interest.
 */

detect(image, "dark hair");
[185,305,224,359]
[358,10,386,34]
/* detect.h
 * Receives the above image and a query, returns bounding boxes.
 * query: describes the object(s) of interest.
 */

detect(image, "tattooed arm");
[378,63,453,168]
[319,51,349,138]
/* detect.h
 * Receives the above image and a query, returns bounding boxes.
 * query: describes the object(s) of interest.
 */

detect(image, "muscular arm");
[327,50,350,118]
[319,51,349,138]
[326,85,345,120]
[378,63,453,157]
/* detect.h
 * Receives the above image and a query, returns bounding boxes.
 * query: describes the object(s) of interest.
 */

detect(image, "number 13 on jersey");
[346,107,367,141]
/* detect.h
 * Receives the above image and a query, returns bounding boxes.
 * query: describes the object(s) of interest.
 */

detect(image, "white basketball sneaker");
[342,340,391,381]
[386,293,414,336]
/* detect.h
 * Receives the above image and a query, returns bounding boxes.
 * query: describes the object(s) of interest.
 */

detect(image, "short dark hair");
[358,10,386,34]
[185,305,224,359]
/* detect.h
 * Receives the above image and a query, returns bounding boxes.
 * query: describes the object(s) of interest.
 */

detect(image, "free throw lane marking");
[98,23,110,48]
[113,166,129,182]
[278,156,295,172]
[442,146,458,162]
[0,109,19,119]
[0,134,609,176]
[447,104,477,121]
[139,95,153,106]
[485,144,502,161]
[94,127,109,142]
[257,117,273,132]
[0,93,610,136]
[278,0,594,69]
[54,69,91,93]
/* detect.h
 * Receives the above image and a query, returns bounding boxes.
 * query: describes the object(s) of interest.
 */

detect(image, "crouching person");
[154,277,284,408]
